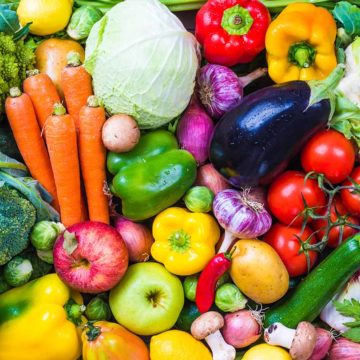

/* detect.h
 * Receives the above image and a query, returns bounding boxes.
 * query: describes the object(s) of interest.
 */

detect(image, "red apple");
[54,221,128,293]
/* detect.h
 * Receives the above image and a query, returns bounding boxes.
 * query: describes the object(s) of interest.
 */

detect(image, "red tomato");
[300,129,355,184]
[263,223,318,277]
[311,197,359,248]
[267,171,327,226]
[341,167,360,217]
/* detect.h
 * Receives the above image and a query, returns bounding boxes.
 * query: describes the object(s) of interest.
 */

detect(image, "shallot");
[221,309,262,349]
[176,97,214,165]
[114,216,154,262]
[196,163,230,195]
[329,338,360,359]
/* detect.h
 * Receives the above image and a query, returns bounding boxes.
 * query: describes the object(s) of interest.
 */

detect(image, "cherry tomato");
[267,170,327,226]
[341,167,360,217]
[301,129,355,184]
[311,197,359,248]
[263,223,318,277]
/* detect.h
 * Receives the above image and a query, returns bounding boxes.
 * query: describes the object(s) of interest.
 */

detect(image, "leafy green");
[331,93,360,149]
[0,153,59,221]
[334,298,360,342]
[0,4,19,34]
[333,2,360,37]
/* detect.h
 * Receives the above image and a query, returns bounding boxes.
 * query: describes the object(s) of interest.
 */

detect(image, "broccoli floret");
[0,33,35,113]
[0,184,36,265]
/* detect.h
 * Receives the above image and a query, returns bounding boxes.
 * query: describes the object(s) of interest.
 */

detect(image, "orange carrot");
[45,103,82,227]
[23,69,61,131]
[5,87,59,211]
[79,96,109,224]
[61,52,93,131]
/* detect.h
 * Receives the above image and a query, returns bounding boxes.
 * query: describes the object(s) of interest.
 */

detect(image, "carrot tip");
[26,69,40,78]
[87,95,100,108]
[53,103,67,116]
[67,51,82,67]
[9,87,22,98]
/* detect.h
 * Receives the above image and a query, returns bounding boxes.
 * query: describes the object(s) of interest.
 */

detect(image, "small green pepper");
[108,130,197,220]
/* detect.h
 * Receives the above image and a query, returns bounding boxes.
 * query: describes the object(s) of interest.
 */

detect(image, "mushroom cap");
[290,322,317,360]
[191,311,224,340]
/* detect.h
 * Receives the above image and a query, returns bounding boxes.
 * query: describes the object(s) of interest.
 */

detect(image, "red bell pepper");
[195,0,271,66]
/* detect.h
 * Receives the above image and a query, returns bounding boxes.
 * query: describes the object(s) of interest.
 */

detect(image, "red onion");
[176,97,214,165]
[308,328,333,360]
[197,64,267,119]
[221,310,262,349]
[329,338,360,359]
[196,163,230,195]
[114,216,154,262]
[213,189,272,253]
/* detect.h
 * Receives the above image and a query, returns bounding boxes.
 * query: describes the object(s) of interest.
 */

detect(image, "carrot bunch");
[5,53,110,227]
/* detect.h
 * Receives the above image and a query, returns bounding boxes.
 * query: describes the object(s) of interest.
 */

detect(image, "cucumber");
[264,233,360,328]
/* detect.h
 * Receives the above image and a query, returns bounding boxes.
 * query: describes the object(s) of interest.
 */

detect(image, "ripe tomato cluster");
[263,129,359,278]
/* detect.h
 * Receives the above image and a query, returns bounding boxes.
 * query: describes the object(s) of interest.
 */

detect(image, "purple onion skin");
[213,189,272,238]
[329,338,360,359]
[308,328,333,360]
[197,64,242,119]
[177,97,214,165]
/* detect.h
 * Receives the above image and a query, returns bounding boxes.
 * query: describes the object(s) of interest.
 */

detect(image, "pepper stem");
[221,4,254,36]
[288,42,316,68]
[64,299,86,326]
[85,322,102,342]
[168,229,191,253]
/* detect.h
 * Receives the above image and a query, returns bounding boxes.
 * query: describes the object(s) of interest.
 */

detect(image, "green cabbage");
[85,0,199,129]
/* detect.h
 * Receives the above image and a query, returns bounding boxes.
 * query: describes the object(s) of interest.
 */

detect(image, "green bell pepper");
[108,130,197,221]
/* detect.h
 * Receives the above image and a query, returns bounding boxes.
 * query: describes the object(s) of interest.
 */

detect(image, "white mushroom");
[191,311,236,360]
[264,322,317,360]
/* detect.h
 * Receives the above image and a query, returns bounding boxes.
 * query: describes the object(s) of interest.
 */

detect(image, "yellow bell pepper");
[0,273,84,360]
[151,207,220,276]
[265,3,337,83]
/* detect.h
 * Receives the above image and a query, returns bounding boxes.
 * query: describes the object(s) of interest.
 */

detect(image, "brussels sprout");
[0,271,11,294]
[183,275,198,302]
[216,272,231,288]
[4,256,33,287]
[183,186,214,213]
[85,295,112,321]
[30,221,64,251]
[215,283,247,313]
[67,6,103,41]
[36,249,54,264]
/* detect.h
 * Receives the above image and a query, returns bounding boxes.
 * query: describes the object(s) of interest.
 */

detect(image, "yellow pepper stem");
[64,299,86,326]
[168,229,191,253]
[288,42,316,68]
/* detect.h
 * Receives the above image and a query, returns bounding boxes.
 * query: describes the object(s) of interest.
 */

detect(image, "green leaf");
[13,22,31,41]
[0,170,59,221]
[0,4,19,34]
[333,1,360,36]
[343,327,360,343]
[0,151,28,177]
[331,93,360,149]
[334,298,360,326]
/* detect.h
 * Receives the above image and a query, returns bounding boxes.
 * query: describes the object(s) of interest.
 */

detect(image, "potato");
[35,39,85,97]
[229,239,289,304]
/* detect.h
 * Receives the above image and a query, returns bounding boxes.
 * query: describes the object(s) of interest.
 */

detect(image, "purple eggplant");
[209,65,344,187]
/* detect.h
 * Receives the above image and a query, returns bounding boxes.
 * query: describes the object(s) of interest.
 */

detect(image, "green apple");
[109,262,184,336]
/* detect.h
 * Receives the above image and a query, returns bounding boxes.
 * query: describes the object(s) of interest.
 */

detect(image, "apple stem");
[64,299,86,326]
[85,322,102,341]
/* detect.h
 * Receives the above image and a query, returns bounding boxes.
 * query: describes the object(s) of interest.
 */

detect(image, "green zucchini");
[264,233,360,328]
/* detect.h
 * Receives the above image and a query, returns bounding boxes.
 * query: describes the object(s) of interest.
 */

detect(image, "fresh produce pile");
[1,0,360,359]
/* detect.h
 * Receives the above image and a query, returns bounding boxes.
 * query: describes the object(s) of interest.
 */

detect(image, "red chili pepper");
[195,0,271,67]
[195,252,232,313]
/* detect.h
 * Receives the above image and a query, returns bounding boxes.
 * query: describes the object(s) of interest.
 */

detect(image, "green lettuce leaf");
[331,93,360,149]
[333,1,360,36]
